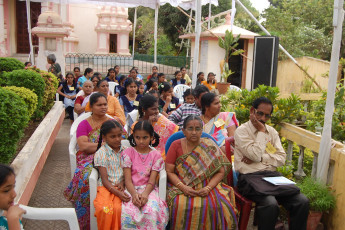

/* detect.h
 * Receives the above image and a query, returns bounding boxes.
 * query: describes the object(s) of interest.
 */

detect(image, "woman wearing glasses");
[165,115,238,230]
[200,93,238,148]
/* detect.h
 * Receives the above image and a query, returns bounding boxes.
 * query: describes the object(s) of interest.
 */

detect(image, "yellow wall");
[276,56,341,94]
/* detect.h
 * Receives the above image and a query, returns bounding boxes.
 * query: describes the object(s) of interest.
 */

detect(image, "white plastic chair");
[229,85,242,92]
[89,140,167,230]
[20,205,79,229]
[125,109,139,133]
[173,84,190,105]
[69,112,113,179]
[108,82,119,95]
[55,93,59,101]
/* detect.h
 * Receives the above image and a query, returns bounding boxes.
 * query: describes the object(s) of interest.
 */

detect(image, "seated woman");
[57,72,79,123]
[145,77,158,93]
[196,72,205,85]
[119,78,142,117]
[159,82,179,117]
[201,72,217,91]
[128,94,179,160]
[91,75,101,91]
[170,71,185,87]
[200,92,238,147]
[74,80,93,116]
[64,93,111,229]
[105,68,116,82]
[165,115,238,229]
[85,79,126,125]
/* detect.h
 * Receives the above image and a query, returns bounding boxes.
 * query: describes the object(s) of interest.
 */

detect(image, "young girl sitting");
[170,70,185,87]
[0,164,26,230]
[114,75,127,97]
[159,82,179,117]
[119,78,142,117]
[121,121,169,229]
[93,120,130,230]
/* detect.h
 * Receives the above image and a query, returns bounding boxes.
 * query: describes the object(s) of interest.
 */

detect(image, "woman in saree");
[64,93,111,229]
[165,115,238,230]
[127,94,179,160]
[200,92,238,147]
[85,79,126,125]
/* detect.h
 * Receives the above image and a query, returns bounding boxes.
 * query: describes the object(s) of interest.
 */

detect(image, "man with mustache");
[234,97,309,230]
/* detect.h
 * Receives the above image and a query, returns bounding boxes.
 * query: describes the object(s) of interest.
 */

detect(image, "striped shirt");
[94,144,124,187]
[168,103,201,128]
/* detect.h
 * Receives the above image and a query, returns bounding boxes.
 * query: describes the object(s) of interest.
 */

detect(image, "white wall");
[69,4,99,54]
[207,39,225,81]
[245,41,254,90]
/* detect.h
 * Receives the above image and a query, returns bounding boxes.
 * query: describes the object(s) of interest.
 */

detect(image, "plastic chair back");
[173,84,190,99]
[20,205,79,229]
[229,85,242,92]
[108,82,118,95]
[165,131,218,155]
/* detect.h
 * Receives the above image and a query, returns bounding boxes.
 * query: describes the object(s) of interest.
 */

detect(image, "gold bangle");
[176,182,183,187]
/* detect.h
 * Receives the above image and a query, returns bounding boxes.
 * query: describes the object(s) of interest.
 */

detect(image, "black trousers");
[247,193,309,230]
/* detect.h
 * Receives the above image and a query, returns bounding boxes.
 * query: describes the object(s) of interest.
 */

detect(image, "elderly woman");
[200,92,238,147]
[128,94,179,160]
[74,80,93,116]
[85,79,126,125]
[64,93,111,229]
[165,115,238,229]
[47,54,63,82]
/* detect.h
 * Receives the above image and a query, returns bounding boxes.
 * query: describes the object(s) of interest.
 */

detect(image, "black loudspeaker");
[251,36,279,89]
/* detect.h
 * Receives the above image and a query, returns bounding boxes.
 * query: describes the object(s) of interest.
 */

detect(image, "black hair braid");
[128,134,136,147]
[151,131,160,147]
[96,130,103,151]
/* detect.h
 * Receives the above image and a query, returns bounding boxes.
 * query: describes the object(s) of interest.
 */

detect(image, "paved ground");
[22,119,73,230]
[21,118,259,230]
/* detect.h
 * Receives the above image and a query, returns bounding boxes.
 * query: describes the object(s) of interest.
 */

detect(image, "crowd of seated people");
[54,65,310,230]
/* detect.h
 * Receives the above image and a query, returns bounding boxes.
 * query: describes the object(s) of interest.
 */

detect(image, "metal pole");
[208,0,211,29]
[186,10,192,58]
[192,0,201,88]
[230,0,236,31]
[317,0,344,184]
[26,0,34,65]
[154,3,159,65]
[132,7,137,57]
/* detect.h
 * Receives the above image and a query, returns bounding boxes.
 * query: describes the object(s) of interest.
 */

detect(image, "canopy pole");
[192,0,201,88]
[230,0,236,31]
[317,0,344,184]
[235,0,322,90]
[154,3,159,65]
[132,7,137,57]
[186,10,193,58]
[26,0,35,65]
[208,0,211,29]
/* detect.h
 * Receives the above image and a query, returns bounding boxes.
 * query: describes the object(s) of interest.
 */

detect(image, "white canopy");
[28,0,218,10]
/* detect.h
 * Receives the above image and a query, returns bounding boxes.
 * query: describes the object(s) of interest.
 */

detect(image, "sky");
[249,0,270,13]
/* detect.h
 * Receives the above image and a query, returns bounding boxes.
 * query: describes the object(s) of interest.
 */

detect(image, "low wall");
[12,102,65,205]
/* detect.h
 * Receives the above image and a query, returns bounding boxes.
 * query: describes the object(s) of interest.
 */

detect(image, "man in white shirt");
[234,97,309,230]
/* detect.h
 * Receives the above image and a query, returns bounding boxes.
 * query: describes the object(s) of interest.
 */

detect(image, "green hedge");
[0,57,24,72]
[3,69,45,114]
[0,87,30,163]
[28,67,59,113]
[4,86,38,118]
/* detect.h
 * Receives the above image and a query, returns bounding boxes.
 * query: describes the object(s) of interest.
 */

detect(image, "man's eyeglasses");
[255,109,271,119]
[185,127,202,132]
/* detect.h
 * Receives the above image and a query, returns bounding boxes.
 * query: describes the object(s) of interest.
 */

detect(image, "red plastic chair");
[225,137,254,230]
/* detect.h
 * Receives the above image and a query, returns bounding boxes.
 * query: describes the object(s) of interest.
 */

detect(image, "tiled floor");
[22,119,74,230]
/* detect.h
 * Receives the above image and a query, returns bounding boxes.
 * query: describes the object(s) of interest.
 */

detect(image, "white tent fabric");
[28,0,218,10]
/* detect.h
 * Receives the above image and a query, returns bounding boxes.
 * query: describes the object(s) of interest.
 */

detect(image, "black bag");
[237,171,300,197]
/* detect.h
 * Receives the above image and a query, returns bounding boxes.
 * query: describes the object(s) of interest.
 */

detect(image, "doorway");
[109,34,117,53]
[227,39,244,87]
[16,0,41,54]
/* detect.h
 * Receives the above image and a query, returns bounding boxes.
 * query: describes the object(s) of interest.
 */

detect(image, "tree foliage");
[263,0,345,60]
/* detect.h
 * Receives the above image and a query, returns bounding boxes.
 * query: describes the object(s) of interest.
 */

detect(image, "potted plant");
[218,30,244,94]
[297,177,336,230]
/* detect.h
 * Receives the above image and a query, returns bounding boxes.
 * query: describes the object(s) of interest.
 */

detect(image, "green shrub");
[0,87,30,163]
[4,86,38,117]
[3,69,45,112]
[297,177,336,212]
[28,67,59,113]
[220,85,304,129]
[0,57,25,72]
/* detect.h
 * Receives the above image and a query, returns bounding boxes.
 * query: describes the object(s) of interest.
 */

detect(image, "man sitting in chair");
[234,97,309,230]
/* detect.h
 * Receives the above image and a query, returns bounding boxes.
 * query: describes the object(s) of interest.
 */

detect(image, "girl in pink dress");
[121,120,169,229]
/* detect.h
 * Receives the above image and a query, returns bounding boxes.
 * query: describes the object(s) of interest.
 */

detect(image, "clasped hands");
[110,182,131,202]
[132,192,149,208]
[180,184,211,197]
